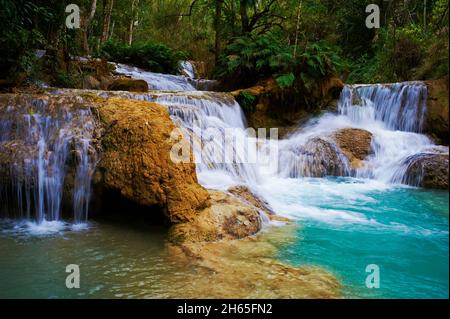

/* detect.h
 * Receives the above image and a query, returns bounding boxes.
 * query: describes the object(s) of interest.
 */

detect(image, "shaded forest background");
[0,0,448,90]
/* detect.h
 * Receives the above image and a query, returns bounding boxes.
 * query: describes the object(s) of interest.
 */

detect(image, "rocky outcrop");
[0,92,210,224]
[83,75,101,90]
[95,97,210,223]
[333,128,373,169]
[168,190,262,243]
[286,137,351,178]
[107,78,149,92]
[400,152,449,189]
[425,78,449,145]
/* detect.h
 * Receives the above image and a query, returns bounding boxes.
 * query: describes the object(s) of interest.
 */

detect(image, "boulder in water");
[333,128,373,169]
[284,137,351,178]
[168,190,262,244]
[107,78,149,92]
[228,185,276,216]
[400,152,449,189]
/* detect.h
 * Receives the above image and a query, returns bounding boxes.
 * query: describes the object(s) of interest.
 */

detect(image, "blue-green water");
[0,176,448,298]
[261,177,449,299]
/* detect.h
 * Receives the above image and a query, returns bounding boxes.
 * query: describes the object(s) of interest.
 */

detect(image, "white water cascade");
[2,60,443,231]
[0,97,97,224]
[110,66,446,191]
[278,82,447,185]
[114,62,219,91]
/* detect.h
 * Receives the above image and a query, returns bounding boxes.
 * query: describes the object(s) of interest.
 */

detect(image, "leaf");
[276,73,295,89]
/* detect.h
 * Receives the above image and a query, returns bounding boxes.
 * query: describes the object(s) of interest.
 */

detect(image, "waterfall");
[96,90,262,189]
[338,82,428,132]
[114,63,197,91]
[96,75,444,190]
[153,93,261,187]
[0,97,97,224]
[278,81,446,185]
[180,61,196,79]
[114,62,220,92]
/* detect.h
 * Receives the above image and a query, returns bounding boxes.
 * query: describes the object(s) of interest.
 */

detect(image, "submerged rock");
[333,128,373,169]
[399,152,449,189]
[167,224,341,298]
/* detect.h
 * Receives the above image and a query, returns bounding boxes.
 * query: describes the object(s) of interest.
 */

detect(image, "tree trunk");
[293,0,302,58]
[230,0,237,36]
[101,0,114,43]
[82,0,98,54]
[240,0,250,34]
[110,20,115,39]
[128,0,138,45]
[214,0,224,64]
[423,0,427,30]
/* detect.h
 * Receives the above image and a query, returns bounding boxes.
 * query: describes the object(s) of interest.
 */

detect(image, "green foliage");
[100,40,188,74]
[236,91,257,112]
[0,1,47,79]
[215,33,292,83]
[1,0,448,88]
[216,33,344,92]
[347,21,449,83]
[276,73,295,89]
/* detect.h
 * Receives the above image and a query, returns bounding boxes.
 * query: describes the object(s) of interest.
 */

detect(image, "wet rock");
[284,137,351,178]
[168,190,262,244]
[228,185,275,216]
[400,152,449,189]
[96,97,210,223]
[191,79,221,91]
[0,92,210,223]
[107,78,149,92]
[425,78,449,145]
[83,75,101,90]
[333,128,373,169]
[189,60,209,79]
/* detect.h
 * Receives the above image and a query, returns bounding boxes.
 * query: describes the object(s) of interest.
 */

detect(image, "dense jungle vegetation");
[0,0,448,90]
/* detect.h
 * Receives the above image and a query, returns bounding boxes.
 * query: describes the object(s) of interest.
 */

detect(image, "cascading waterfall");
[110,65,445,190]
[339,82,428,132]
[277,81,446,185]
[97,90,262,189]
[114,62,219,92]
[0,97,97,224]
[115,63,197,91]
[277,136,352,178]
